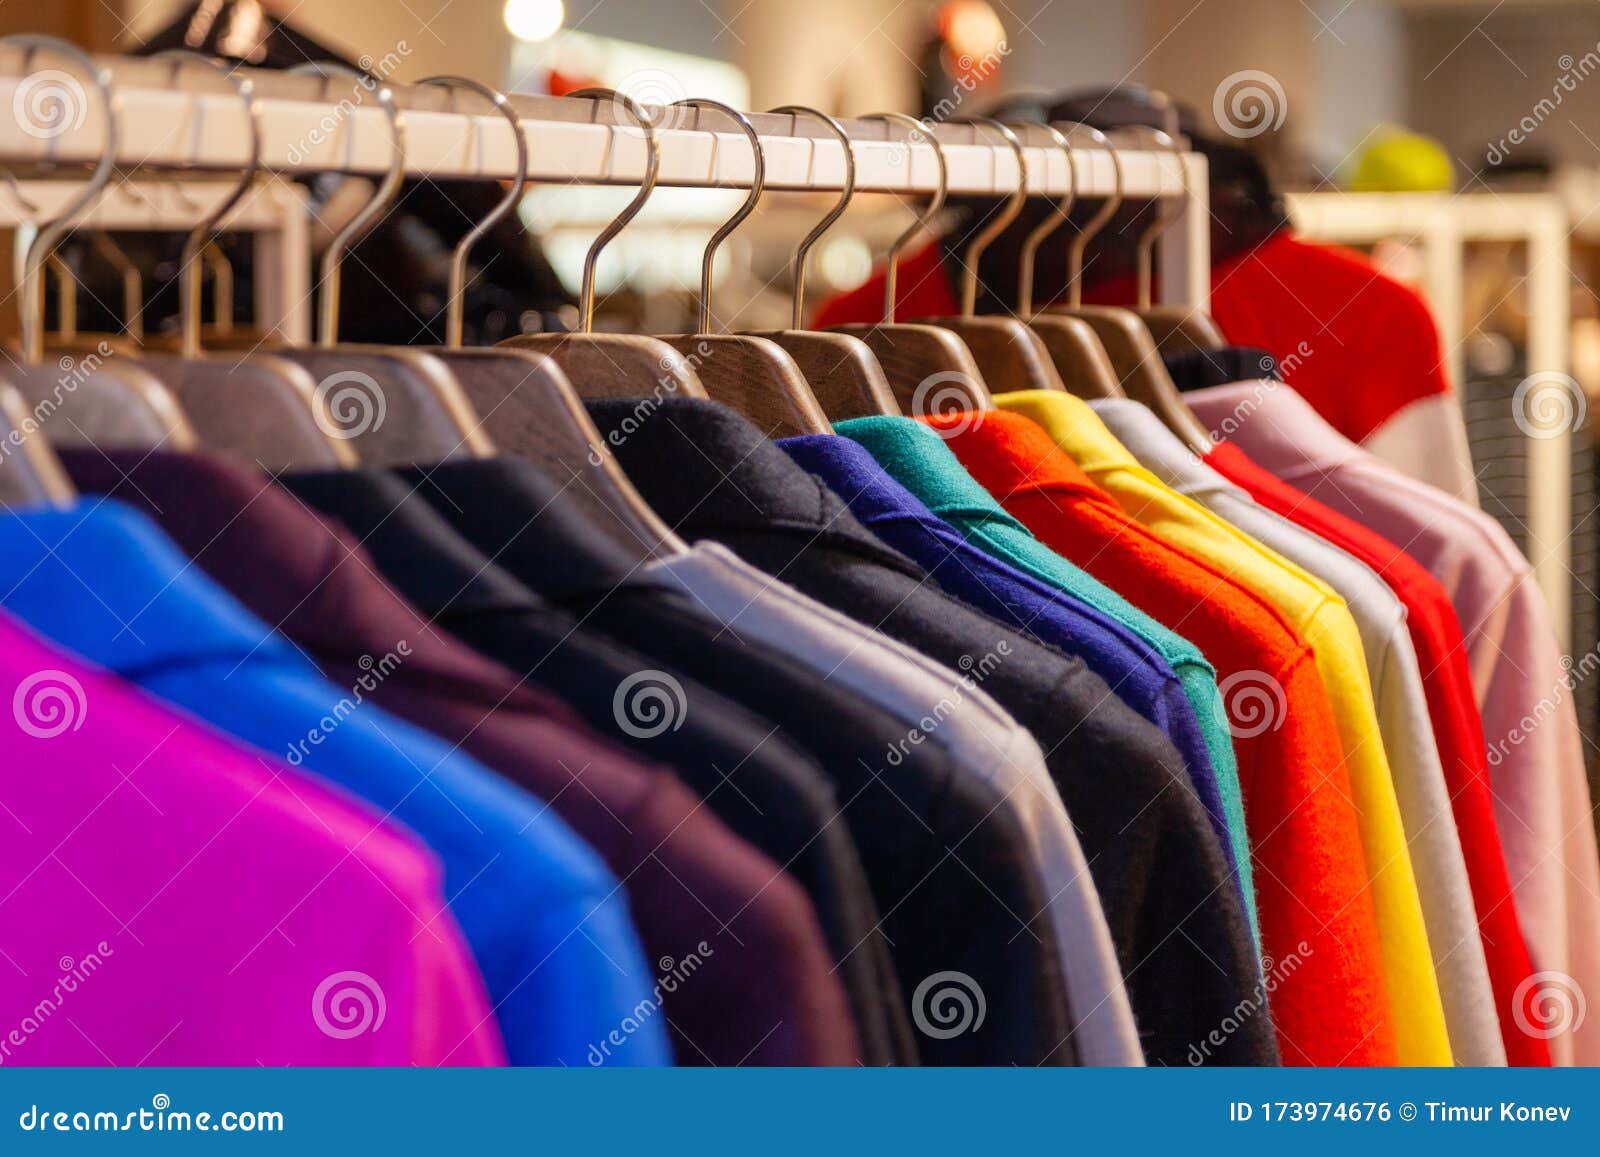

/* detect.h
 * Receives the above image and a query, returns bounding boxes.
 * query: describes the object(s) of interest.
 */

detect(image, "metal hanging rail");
[0,51,1211,308]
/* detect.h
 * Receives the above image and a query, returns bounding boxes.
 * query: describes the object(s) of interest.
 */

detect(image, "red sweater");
[921,407,1398,1067]
[1205,440,1550,1067]
[814,232,1451,443]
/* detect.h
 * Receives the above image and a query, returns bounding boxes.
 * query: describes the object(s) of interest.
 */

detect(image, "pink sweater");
[0,614,505,1067]
[1192,382,1600,1066]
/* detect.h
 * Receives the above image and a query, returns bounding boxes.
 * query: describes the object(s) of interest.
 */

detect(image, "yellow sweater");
[997,389,1453,1066]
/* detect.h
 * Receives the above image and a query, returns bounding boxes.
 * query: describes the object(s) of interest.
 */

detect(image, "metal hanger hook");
[1017,122,1076,316]
[950,117,1026,317]
[862,111,947,324]
[287,61,405,348]
[418,75,529,348]
[1128,125,1192,309]
[567,88,660,334]
[1059,121,1122,309]
[151,50,262,357]
[767,105,855,330]
[2,34,118,365]
[669,97,765,335]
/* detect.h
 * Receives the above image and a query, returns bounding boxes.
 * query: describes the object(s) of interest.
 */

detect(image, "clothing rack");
[0,177,311,343]
[1286,190,1572,647]
[0,53,1211,311]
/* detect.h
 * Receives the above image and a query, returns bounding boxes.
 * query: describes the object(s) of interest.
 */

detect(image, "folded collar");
[586,398,925,578]
[1087,398,1248,503]
[0,499,306,678]
[834,414,1052,527]
[1185,382,1366,477]
[994,389,1145,478]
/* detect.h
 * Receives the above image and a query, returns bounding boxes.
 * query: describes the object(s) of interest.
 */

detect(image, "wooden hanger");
[827,112,991,413]
[502,88,708,404]
[1014,122,1124,399]
[1129,125,1227,355]
[648,97,828,437]
[909,118,1066,399]
[264,62,486,465]
[742,106,899,420]
[131,50,353,472]
[3,35,198,453]
[410,74,686,563]
[1041,128,1213,453]
[0,382,75,507]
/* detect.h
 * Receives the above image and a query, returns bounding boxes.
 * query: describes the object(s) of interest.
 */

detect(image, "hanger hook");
[668,97,764,335]
[287,61,404,348]
[2,35,117,365]
[1060,121,1122,309]
[861,112,947,324]
[951,118,1026,318]
[1129,125,1191,309]
[566,88,659,335]
[151,50,261,358]
[767,105,855,330]
[1017,122,1076,316]
[418,75,529,348]
[0,165,40,219]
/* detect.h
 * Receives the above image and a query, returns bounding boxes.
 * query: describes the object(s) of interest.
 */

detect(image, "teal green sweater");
[840,414,1259,946]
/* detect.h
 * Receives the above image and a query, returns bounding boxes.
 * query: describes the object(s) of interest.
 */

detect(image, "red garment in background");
[812,234,1465,486]
[813,232,1449,448]
[919,407,1397,1067]
[811,239,960,330]
[1205,440,1550,1067]
[1208,232,1448,442]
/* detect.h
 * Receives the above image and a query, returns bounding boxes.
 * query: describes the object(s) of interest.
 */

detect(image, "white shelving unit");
[0,177,311,344]
[1287,190,1573,646]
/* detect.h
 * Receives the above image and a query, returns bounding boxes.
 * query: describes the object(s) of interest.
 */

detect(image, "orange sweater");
[924,408,1397,1066]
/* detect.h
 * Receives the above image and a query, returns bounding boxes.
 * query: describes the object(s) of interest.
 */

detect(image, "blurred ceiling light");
[505,0,566,43]
[939,0,1005,60]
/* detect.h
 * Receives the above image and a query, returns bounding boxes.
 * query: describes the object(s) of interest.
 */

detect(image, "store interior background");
[13,1,1600,729]
[17,1,1600,324]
